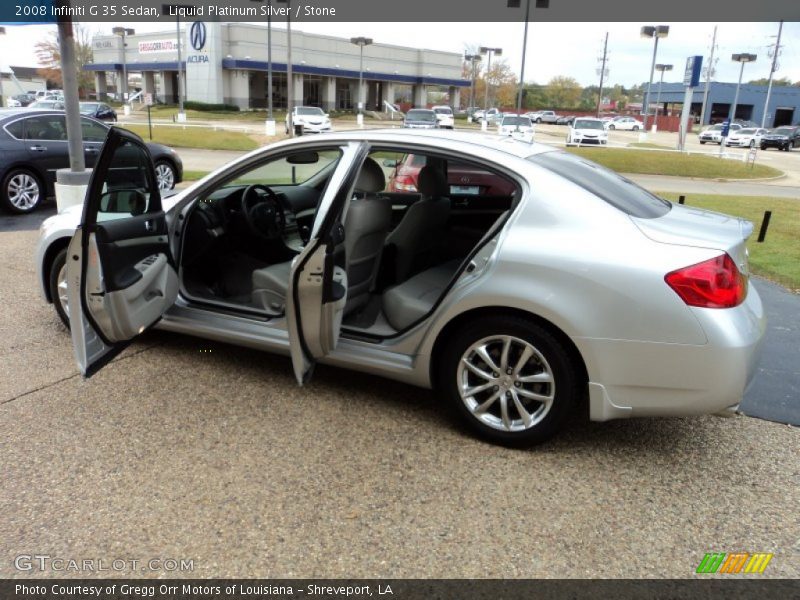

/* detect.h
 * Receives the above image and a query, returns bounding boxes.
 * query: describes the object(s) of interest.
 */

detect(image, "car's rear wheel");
[154,160,176,191]
[49,248,70,329]
[439,316,580,447]
[633,125,640,131]
[700,140,706,145]
[1,168,43,214]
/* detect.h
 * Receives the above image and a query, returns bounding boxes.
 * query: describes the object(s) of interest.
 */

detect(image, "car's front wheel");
[632,125,639,131]
[154,160,176,191]
[1,168,43,214]
[439,316,580,447]
[49,247,70,329]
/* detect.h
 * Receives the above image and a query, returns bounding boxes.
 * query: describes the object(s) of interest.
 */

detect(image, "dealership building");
[648,81,800,128]
[84,22,469,111]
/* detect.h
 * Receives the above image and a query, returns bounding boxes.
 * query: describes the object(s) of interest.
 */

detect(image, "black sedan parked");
[0,109,182,214]
[760,126,800,151]
[79,102,118,122]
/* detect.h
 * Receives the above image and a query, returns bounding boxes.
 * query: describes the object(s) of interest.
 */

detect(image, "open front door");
[286,142,369,384]
[67,127,178,377]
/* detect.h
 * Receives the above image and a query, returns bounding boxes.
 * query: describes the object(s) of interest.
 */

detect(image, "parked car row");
[699,123,800,150]
[0,109,182,214]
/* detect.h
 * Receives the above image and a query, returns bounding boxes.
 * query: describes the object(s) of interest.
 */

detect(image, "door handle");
[144,220,156,232]
[84,147,99,153]
[29,145,47,152]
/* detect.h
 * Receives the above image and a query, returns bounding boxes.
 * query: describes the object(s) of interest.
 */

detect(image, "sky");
[2,21,798,88]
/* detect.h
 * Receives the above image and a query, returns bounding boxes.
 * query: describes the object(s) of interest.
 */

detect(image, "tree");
[544,76,582,109]
[747,76,793,87]
[472,59,517,108]
[35,24,95,97]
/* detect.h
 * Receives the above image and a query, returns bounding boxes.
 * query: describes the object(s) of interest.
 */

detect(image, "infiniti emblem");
[190,21,207,51]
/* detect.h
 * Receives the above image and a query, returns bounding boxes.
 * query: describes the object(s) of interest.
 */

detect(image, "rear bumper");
[580,284,766,421]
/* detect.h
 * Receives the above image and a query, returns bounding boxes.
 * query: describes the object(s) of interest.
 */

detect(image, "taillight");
[665,253,747,309]
[392,171,417,193]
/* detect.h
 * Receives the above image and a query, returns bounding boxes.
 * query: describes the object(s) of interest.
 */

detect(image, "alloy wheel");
[457,335,555,432]
[155,163,175,191]
[6,172,40,211]
[57,262,70,319]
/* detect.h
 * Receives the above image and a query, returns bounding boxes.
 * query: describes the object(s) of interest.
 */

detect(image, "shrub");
[184,101,240,112]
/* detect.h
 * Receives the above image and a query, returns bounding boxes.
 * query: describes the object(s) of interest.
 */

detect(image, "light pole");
[507,0,549,119]
[112,27,135,106]
[640,25,669,135]
[729,53,757,125]
[0,27,5,108]
[161,4,189,121]
[350,36,373,127]
[464,53,481,119]
[250,0,276,134]
[479,46,502,131]
[762,21,783,128]
[653,63,672,131]
[276,0,293,136]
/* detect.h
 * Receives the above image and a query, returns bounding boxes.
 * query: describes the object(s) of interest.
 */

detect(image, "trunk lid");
[632,204,753,274]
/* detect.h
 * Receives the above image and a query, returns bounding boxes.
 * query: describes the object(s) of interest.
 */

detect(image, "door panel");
[69,127,178,377]
[286,141,368,384]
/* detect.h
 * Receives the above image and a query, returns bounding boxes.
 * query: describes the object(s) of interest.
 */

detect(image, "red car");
[386,153,516,196]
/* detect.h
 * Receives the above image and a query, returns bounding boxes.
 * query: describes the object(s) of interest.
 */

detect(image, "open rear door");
[67,127,178,377]
[286,141,369,383]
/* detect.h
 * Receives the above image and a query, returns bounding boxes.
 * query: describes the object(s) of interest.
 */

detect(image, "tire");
[536,118,542,124]
[48,247,70,329]
[1,168,43,214]
[700,140,706,145]
[749,140,755,148]
[438,315,581,447]
[633,125,640,131]
[154,160,176,191]
[761,145,767,151]
[609,124,615,130]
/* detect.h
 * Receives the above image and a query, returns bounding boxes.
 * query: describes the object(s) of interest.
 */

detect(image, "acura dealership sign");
[190,21,206,51]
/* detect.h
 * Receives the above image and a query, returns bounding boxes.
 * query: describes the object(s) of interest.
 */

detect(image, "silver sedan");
[36,129,765,446]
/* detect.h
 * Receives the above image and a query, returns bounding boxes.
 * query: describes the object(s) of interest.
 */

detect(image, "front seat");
[385,165,451,283]
[251,157,391,315]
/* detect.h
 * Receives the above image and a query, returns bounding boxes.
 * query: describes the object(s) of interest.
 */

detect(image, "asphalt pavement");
[0,211,798,579]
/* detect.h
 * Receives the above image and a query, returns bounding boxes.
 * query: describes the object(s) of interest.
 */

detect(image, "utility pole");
[698,25,717,127]
[761,20,783,129]
[596,32,608,117]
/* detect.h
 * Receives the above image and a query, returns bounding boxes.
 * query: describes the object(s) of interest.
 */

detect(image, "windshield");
[297,107,324,116]
[573,119,604,130]
[737,128,756,135]
[502,116,531,127]
[80,103,99,113]
[406,110,436,122]
[433,107,452,115]
[773,127,793,135]
[709,124,724,131]
[527,151,671,219]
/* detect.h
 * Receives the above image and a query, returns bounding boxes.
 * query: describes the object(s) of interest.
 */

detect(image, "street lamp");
[350,36,373,127]
[653,63,673,128]
[162,4,192,121]
[276,0,293,136]
[479,46,502,131]
[507,0,549,119]
[0,27,6,108]
[464,53,481,118]
[250,0,276,134]
[729,53,757,126]
[112,27,135,104]
[640,25,669,134]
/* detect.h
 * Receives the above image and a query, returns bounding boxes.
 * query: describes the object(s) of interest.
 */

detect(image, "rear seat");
[382,260,462,330]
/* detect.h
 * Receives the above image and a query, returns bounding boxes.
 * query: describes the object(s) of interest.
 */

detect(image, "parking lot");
[1,208,798,579]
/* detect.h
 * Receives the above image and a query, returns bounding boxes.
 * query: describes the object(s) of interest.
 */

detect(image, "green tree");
[747,76,793,86]
[544,76,582,109]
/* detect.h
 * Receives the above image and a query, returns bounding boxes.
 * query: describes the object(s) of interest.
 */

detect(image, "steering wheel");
[241,184,286,241]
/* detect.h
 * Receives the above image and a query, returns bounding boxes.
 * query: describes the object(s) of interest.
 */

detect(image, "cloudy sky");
[3,21,798,87]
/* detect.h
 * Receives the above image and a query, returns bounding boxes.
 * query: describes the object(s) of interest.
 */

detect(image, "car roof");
[274,128,557,159]
[0,109,102,125]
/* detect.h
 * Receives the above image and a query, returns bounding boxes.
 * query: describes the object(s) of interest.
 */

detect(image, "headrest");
[417,165,448,197]
[354,157,385,193]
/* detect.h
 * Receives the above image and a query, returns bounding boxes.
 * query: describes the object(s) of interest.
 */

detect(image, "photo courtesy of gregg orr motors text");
[14,554,194,573]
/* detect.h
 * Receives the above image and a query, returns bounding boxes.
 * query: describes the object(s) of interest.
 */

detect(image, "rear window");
[527,151,671,219]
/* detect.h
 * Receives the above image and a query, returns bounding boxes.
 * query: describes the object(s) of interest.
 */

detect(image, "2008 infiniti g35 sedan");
[36,128,766,446]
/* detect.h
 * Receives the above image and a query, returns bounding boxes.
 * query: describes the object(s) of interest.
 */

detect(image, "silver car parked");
[37,128,765,446]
